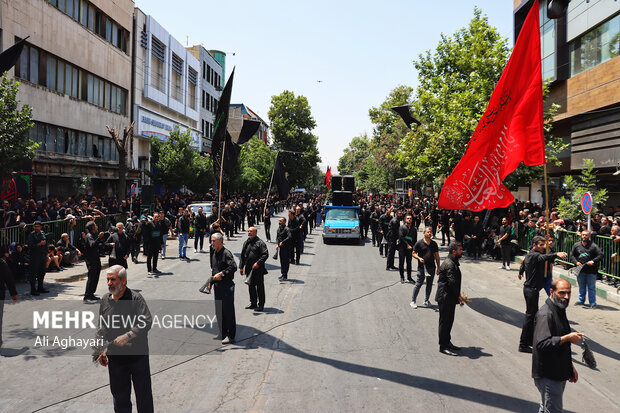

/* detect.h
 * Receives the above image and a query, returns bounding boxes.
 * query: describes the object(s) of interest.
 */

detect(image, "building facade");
[1,0,137,199]
[186,45,224,153]
[132,8,200,186]
[514,0,620,205]
[229,103,270,145]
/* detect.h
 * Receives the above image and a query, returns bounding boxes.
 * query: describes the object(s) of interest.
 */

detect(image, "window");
[206,65,211,83]
[18,43,29,80]
[57,61,65,93]
[78,132,86,156]
[72,67,79,98]
[80,0,88,25]
[202,62,206,79]
[151,36,165,92]
[171,53,183,102]
[188,67,197,109]
[47,56,57,90]
[64,63,72,95]
[87,5,95,31]
[570,14,620,76]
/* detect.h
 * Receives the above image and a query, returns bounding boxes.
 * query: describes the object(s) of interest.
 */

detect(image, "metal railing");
[518,227,620,281]
[0,213,127,247]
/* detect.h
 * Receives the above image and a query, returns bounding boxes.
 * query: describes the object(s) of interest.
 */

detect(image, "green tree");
[395,9,510,181]
[188,154,215,194]
[149,128,201,191]
[232,136,276,193]
[268,90,321,188]
[556,159,608,221]
[0,74,38,186]
[337,134,371,175]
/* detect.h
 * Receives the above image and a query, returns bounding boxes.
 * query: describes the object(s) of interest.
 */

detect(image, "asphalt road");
[1,215,620,413]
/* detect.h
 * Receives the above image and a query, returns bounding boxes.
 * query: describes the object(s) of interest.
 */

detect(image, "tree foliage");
[0,74,38,182]
[556,159,608,221]
[395,9,510,182]
[149,128,214,192]
[268,90,321,188]
[232,136,277,193]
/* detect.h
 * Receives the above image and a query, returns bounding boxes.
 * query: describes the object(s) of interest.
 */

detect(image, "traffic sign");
[131,184,136,197]
[581,192,592,214]
[408,188,412,197]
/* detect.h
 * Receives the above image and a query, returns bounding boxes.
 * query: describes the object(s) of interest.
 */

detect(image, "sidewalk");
[513,255,620,306]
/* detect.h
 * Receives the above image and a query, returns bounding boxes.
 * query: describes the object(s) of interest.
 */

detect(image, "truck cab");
[322,205,362,244]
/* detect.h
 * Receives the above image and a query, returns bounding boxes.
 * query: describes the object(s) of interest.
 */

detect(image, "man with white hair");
[96,265,154,412]
[210,232,238,344]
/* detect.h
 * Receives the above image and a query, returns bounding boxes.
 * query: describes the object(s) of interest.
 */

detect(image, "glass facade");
[29,122,118,161]
[539,0,557,81]
[570,13,620,76]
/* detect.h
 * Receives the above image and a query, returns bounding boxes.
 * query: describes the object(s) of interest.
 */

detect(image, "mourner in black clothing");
[517,236,568,353]
[411,228,441,308]
[240,227,269,311]
[142,214,166,274]
[532,279,583,413]
[296,206,307,253]
[287,210,301,265]
[107,223,130,269]
[378,208,392,256]
[263,208,272,242]
[194,207,208,252]
[27,221,48,295]
[210,232,238,344]
[386,210,402,271]
[84,221,106,303]
[397,214,417,283]
[96,265,154,413]
[276,218,292,281]
[0,257,18,349]
[498,218,513,270]
[370,206,381,247]
[435,242,463,356]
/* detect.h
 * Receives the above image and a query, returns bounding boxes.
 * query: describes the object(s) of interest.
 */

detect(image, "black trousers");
[377,233,385,255]
[84,261,101,298]
[129,239,140,261]
[214,283,236,340]
[279,245,291,278]
[412,265,436,303]
[370,227,379,246]
[291,233,301,264]
[146,247,159,272]
[264,222,271,241]
[362,223,369,238]
[194,230,205,250]
[386,241,397,268]
[108,355,154,413]
[109,257,128,269]
[438,299,457,348]
[519,286,540,347]
[501,244,512,266]
[248,273,265,307]
[398,246,413,280]
[441,227,451,245]
[431,221,438,237]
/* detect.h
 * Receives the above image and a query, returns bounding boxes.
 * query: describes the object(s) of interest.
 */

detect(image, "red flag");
[438,0,544,211]
[325,166,331,187]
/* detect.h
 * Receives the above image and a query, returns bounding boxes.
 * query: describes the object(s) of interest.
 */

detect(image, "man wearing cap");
[27,221,48,295]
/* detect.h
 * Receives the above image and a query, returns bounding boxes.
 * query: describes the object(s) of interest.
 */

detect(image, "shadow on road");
[467,297,523,328]
[227,325,539,412]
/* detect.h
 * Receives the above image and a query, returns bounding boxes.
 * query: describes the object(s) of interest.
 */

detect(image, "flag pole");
[263,152,279,218]
[217,139,226,221]
[543,160,551,276]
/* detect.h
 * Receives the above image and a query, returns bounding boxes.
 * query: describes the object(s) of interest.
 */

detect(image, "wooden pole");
[217,139,226,221]
[263,152,279,218]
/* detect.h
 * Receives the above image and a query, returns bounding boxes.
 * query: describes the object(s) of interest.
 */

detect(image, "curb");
[513,256,620,306]
[51,262,111,283]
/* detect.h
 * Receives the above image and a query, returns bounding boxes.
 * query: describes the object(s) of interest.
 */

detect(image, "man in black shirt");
[0,257,18,350]
[532,279,583,413]
[378,208,392,257]
[288,210,300,265]
[107,223,130,269]
[240,227,269,311]
[84,221,105,303]
[411,227,441,308]
[436,242,463,356]
[194,207,208,252]
[96,265,154,413]
[176,209,190,260]
[276,218,292,281]
[518,236,567,353]
[386,210,402,271]
[210,232,238,344]
[142,214,165,274]
[397,214,417,284]
[498,217,513,270]
[370,206,381,247]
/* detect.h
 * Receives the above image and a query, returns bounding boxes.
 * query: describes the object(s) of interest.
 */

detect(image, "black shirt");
[97,287,152,358]
[211,247,237,287]
[413,238,439,271]
[499,224,513,246]
[519,249,559,290]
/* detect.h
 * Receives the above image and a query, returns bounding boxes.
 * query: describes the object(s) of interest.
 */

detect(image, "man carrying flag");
[325,166,331,189]
[438,0,545,212]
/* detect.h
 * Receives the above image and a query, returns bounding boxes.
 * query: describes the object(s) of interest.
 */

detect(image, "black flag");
[0,37,28,74]
[274,154,290,200]
[236,119,261,145]
[390,105,421,129]
[211,68,235,179]
[223,132,240,174]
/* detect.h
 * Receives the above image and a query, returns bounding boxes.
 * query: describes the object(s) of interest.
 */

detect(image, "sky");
[134,0,516,173]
